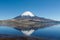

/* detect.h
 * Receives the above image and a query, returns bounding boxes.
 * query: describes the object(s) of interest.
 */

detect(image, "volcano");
[0,11,59,36]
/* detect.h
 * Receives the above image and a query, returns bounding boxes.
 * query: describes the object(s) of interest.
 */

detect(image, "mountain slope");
[0,11,59,30]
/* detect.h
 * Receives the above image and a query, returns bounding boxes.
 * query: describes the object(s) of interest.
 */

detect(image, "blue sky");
[0,0,60,21]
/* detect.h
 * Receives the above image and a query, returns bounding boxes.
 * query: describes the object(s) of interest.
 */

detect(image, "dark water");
[31,24,60,39]
[0,26,24,38]
[0,25,60,40]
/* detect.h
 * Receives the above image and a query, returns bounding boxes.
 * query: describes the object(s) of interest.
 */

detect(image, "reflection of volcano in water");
[0,26,50,40]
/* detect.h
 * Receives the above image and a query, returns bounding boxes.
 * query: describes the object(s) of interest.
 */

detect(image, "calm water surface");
[0,26,23,37]
[32,24,60,39]
[0,25,60,39]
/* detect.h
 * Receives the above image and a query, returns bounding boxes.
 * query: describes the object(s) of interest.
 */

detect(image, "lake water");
[0,26,24,38]
[31,24,60,39]
[0,25,60,39]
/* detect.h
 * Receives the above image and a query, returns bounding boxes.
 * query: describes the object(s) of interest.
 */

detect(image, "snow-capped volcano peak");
[21,11,35,17]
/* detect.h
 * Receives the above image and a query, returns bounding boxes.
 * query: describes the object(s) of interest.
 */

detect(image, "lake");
[0,25,60,40]
[0,26,24,38]
[31,24,60,39]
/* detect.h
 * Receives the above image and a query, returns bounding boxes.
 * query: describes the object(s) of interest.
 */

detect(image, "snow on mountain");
[21,11,35,17]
